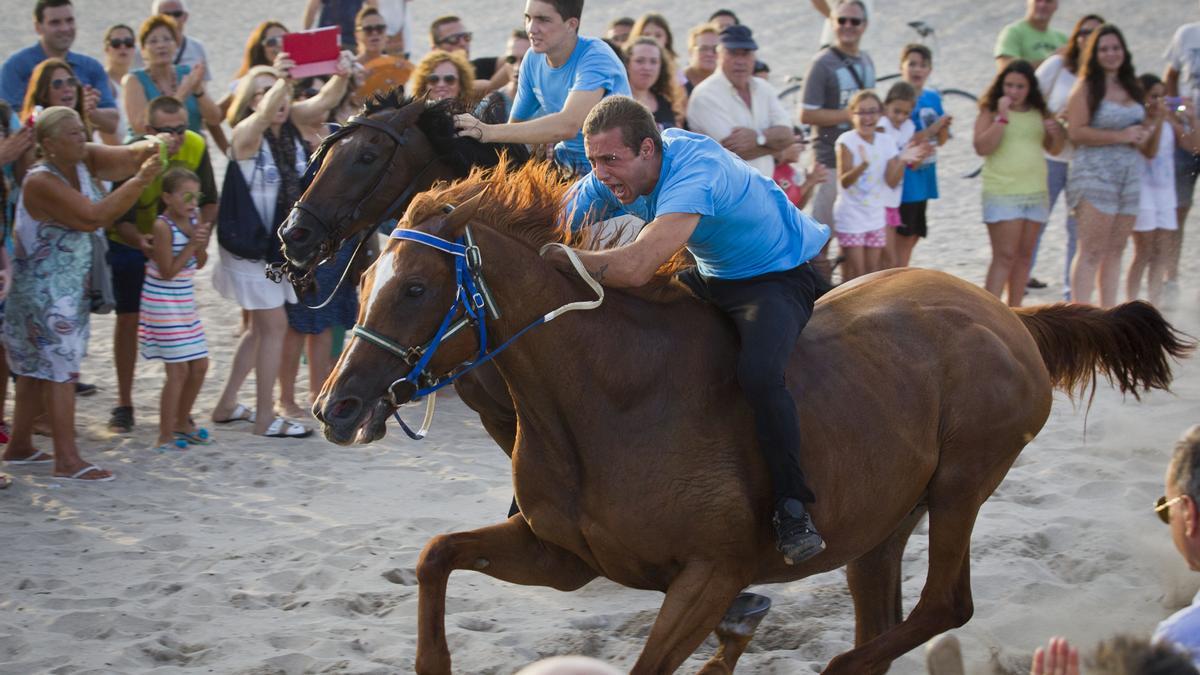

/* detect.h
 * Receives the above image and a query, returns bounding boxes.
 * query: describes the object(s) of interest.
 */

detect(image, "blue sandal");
[154,439,189,453]
[174,428,212,446]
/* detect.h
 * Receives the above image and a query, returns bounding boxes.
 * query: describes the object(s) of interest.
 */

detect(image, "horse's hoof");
[717,592,771,637]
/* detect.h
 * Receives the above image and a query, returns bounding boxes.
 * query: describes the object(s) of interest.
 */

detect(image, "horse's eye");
[406,283,425,297]
[360,152,378,164]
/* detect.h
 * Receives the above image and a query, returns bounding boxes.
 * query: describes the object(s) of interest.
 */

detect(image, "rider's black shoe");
[773,498,826,565]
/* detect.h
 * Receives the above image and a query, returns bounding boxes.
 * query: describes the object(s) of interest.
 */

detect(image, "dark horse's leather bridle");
[267,113,447,297]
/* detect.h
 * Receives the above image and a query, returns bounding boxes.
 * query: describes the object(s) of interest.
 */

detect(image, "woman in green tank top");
[973,59,1064,307]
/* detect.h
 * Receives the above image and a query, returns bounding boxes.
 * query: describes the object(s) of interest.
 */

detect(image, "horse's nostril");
[330,397,361,421]
[287,226,311,243]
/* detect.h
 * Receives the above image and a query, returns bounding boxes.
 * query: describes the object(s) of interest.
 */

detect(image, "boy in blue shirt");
[453,0,629,176]
[895,43,951,267]
[556,96,831,565]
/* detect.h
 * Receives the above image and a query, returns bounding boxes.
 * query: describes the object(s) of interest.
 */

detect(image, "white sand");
[2,1,1199,673]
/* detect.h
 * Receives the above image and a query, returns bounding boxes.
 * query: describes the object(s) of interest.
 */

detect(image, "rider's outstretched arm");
[556,212,700,288]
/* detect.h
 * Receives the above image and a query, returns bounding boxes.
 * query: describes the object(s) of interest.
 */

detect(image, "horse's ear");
[442,189,488,236]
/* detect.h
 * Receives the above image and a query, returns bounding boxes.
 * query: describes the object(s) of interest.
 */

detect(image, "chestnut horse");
[315,161,1191,674]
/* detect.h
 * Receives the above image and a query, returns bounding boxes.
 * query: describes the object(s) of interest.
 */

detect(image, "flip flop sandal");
[55,464,115,482]
[174,428,212,445]
[4,449,54,465]
[155,439,189,453]
[262,417,314,439]
[214,403,255,424]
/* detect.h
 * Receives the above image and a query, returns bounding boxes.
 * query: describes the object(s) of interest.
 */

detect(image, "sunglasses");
[1078,30,1094,40]
[160,10,185,19]
[180,191,203,204]
[51,77,78,90]
[262,36,283,49]
[108,37,135,49]
[1156,494,1187,524]
[295,87,319,99]
[437,31,472,45]
[837,16,865,26]
[504,54,519,65]
[150,124,187,135]
[426,74,459,85]
[358,24,387,35]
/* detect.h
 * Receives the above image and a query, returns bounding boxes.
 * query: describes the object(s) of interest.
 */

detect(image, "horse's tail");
[1014,301,1194,400]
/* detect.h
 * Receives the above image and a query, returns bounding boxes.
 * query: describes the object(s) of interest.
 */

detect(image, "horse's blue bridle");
[348,222,604,440]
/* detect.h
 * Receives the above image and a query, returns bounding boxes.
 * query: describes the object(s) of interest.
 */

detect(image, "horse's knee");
[416,534,457,586]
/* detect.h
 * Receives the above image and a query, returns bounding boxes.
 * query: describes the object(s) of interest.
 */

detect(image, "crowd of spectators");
[0,0,1197,670]
[0,0,1187,449]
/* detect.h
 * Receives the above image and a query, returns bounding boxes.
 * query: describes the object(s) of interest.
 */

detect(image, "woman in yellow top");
[974,59,1064,307]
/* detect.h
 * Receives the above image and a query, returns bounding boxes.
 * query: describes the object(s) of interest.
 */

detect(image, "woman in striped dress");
[139,167,211,451]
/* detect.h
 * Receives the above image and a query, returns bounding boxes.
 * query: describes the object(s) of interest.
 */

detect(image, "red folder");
[283,26,340,78]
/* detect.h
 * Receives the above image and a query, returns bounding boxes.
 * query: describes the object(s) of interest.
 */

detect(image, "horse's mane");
[404,157,694,302]
[362,90,530,175]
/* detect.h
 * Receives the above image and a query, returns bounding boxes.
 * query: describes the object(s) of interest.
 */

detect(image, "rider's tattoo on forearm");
[590,264,608,283]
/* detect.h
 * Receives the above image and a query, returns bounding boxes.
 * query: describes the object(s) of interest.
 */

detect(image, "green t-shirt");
[993,19,1067,64]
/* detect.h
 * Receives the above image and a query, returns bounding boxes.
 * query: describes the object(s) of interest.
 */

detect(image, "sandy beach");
[2,1,1200,673]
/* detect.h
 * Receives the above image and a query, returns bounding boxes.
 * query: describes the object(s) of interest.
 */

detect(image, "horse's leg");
[846,505,928,647]
[698,592,772,675]
[415,516,597,675]
[823,490,980,675]
[630,562,747,675]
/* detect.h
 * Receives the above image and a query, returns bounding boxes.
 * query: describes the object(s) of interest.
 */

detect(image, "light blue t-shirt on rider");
[565,129,831,280]
[511,35,630,175]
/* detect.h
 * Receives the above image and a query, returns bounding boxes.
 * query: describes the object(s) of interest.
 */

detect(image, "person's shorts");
[885,206,902,228]
[1134,203,1179,233]
[982,194,1049,224]
[836,227,886,248]
[897,200,928,238]
[107,239,147,315]
[1174,146,1200,208]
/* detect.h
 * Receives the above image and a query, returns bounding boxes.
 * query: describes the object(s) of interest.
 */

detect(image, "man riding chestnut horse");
[554,95,833,564]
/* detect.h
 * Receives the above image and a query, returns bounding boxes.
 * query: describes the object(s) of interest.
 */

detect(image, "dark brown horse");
[277,92,528,279]
[315,161,1191,674]
[278,92,525,454]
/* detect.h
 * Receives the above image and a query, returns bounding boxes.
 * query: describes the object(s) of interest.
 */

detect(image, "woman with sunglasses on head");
[219,21,290,119]
[409,50,475,107]
[1033,14,1105,300]
[209,55,352,439]
[123,15,220,139]
[99,24,137,145]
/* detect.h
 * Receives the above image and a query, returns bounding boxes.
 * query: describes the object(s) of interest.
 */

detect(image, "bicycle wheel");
[933,87,983,181]
[777,82,805,120]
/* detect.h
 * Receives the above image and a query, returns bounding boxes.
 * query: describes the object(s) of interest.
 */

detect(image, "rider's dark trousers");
[679,262,822,505]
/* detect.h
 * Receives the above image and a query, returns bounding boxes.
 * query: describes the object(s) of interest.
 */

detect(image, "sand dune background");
[2,1,1200,673]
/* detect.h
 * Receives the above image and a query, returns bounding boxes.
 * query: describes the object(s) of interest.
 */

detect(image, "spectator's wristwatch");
[756,130,767,147]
